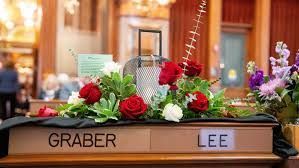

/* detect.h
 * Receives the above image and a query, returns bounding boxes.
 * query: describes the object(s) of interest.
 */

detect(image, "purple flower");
[295,50,299,66]
[282,49,290,59]
[290,65,298,74]
[272,66,291,78]
[259,78,285,99]
[249,70,264,90]
[270,57,276,66]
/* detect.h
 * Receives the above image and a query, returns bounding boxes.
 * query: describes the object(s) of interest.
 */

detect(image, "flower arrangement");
[38,0,249,122]
[57,64,141,123]
[48,61,250,123]
[147,60,250,122]
[247,42,299,123]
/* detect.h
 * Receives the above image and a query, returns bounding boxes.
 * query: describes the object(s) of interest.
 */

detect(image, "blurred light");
[24,19,34,27]
[0,9,9,22]
[220,63,225,69]
[157,0,170,6]
[64,0,80,15]
[5,21,14,29]
[132,0,176,14]
[18,67,33,74]
[18,1,37,20]
[37,7,42,25]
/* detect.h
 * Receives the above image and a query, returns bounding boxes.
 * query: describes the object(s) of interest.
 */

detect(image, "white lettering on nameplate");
[198,129,235,151]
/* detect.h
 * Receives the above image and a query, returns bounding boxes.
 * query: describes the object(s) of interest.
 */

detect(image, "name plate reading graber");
[9,127,151,154]
[198,129,235,151]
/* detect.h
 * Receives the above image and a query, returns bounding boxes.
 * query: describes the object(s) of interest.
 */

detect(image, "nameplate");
[198,129,235,151]
[8,124,273,154]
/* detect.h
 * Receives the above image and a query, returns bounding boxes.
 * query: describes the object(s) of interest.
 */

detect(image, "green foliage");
[292,84,299,104]
[100,72,136,100]
[149,75,248,120]
[58,103,90,118]
[58,93,121,123]
[88,93,120,123]
[151,85,170,111]
[58,72,137,123]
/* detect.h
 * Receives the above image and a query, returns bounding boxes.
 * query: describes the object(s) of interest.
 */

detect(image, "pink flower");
[259,78,285,98]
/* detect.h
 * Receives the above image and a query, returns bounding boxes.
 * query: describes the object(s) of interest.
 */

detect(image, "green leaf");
[68,103,83,111]
[113,100,120,113]
[124,85,137,98]
[193,78,202,86]
[292,91,299,102]
[101,109,114,117]
[283,94,292,105]
[214,89,225,100]
[100,98,108,108]
[275,87,284,95]
[56,104,72,111]
[93,102,101,110]
[95,117,108,123]
[109,116,118,120]
[109,93,116,105]
[281,89,291,99]
[112,72,121,82]
[123,75,133,85]
[264,76,270,83]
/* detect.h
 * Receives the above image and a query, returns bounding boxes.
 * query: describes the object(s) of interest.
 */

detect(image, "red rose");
[187,91,209,113]
[79,83,102,104]
[159,62,183,90]
[119,95,147,119]
[38,106,58,117]
[179,60,203,77]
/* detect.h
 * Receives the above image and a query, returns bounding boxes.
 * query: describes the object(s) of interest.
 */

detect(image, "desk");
[0,153,282,168]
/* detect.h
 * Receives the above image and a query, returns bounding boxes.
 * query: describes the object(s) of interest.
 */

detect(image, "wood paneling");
[252,0,270,74]
[107,0,120,60]
[207,0,221,80]
[222,0,254,24]
[270,0,299,65]
[38,0,57,94]
[169,0,209,78]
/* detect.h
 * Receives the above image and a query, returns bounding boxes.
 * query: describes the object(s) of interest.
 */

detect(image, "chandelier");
[64,0,80,15]
[132,0,176,13]
[0,0,41,42]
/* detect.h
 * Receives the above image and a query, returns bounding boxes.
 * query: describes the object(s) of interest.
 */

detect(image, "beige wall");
[55,0,103,76]
[118,16,169,65]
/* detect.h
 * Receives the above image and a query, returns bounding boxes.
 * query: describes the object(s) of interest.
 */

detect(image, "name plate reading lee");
[198,129,235,151]
[8,125,273,154]
[77,54,112,77]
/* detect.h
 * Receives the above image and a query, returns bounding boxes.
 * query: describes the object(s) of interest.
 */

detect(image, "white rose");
[101,62,121,76]
[162,103,183,122]
[67,92,84,105]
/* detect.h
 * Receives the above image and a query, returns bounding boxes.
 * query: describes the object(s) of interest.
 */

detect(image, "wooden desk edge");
[0,153,282,166]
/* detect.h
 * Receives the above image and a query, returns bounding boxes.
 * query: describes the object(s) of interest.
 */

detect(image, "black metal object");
[123,29,168,103]
[138,29,162,57]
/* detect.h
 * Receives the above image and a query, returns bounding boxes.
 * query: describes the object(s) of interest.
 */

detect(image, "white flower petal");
[162,103,183,122]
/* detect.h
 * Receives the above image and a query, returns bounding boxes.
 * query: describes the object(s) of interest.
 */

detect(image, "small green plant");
[88,93,120,123]
[100,72,136,100]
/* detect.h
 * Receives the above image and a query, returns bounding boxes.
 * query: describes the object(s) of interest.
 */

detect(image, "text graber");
[48,132,116,148]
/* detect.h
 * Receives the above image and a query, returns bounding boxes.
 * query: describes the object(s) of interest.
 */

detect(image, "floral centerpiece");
[45,60,250,123]
[38,0,249,123]
[247,42,299,124]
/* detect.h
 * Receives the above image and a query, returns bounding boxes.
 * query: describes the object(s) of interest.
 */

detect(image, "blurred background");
[0,0,298,116]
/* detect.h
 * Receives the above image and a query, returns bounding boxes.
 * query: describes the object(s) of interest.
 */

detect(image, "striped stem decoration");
[182,0,207,74]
